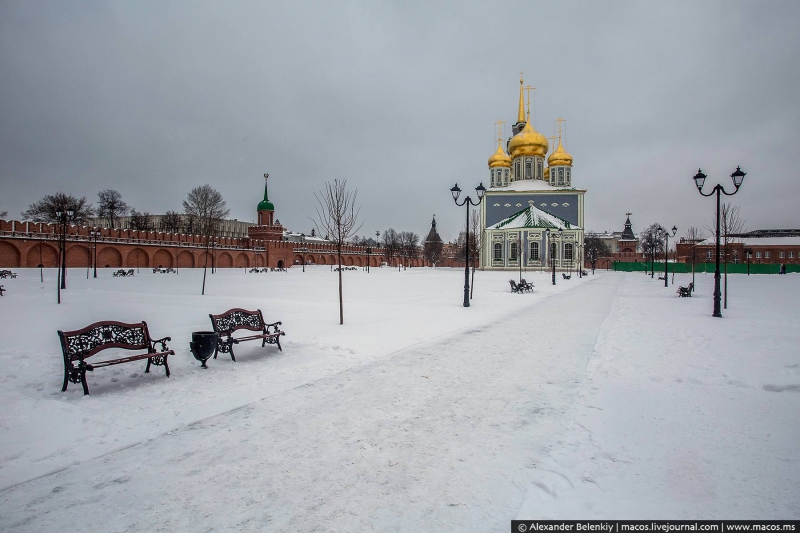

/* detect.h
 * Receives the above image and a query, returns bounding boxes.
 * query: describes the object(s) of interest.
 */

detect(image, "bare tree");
[129,209,153,231]
[469,209,481,298]
[96,189,129,229]
[382,228,400,265]
[707,203,746,309]
[398,231,419,269]
[312,179,362,325]
[0,205,7,219]
[639,223,664,277]
[161,210,183,234]
[183,185,230,295]
[684,226,704,288]
[21,192,94,224]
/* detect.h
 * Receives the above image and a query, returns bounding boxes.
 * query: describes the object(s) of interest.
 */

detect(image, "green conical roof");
[257,176,274,211]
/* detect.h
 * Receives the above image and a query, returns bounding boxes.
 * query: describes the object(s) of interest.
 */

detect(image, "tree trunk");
[338,245,343,325]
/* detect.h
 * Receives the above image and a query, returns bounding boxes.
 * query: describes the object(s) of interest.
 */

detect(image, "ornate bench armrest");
[264,321,283,335]
[150,336,172,352]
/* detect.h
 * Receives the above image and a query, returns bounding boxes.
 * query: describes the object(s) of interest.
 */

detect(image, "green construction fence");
[613,261,799,275]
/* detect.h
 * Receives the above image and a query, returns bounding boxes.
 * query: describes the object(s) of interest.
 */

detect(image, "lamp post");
[576,244,584,278]
[745,247,753,276]
[517,234,523,284]
[659,225,677,287]
[366,247,371,273]
[545,227,563,285]
[39,239,43,283]
[90,228,100,278]
[299,233,306,272]
[450,182,486,307]
[693,166,746,318]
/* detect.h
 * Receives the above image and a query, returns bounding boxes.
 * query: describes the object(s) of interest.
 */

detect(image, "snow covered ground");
[0,266,797,530]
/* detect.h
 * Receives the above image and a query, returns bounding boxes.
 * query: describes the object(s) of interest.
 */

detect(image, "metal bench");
[58,320,173,395]
[209,308,285,362]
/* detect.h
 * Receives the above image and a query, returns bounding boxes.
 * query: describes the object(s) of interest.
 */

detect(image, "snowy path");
[0,275,621,532]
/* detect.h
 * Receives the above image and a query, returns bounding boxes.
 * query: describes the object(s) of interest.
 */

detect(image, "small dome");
[547,138,573,167]
[508,120,548,159]
[487,141,511,168]
[257,199,275,211]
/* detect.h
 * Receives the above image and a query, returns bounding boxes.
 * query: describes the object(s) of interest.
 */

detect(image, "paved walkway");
[0,275,621,532]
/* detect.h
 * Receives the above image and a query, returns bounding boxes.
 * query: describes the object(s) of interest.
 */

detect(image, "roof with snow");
[486,202,581,231]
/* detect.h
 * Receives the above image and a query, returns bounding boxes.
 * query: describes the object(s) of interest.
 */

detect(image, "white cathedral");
[480,76,586,271]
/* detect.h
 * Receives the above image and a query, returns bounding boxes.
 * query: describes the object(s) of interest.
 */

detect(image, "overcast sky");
[1,1,798,242]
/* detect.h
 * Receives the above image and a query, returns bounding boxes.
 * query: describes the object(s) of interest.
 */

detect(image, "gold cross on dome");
[525,86,535,120]
[494,119,506,141]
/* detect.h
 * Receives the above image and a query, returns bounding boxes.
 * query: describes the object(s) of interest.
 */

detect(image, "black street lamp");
[745,247,753,276]
[693,166,746,318]
[659,225,677,287]
[90,228,100,278]
[545,227,563,285]
[516,234,523,284]
[300,233,306,272]
[576,244,584,278]
[366,247,372,273]
[450,182,486,307]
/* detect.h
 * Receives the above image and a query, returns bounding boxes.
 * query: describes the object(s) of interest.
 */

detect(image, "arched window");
[504,169,509,185]
[491,170,496,187]
[493,243,502,260]
[566,168,571,185]
[510,242,518,260]
[530,241,539,260]
[537,160,543,179]
[515,161,521,181]
[525,159,532,179]
[558,168,565,186]
[564,243,573,261]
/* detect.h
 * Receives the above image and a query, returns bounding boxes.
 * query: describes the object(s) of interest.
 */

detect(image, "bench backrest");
[58,321,152,361]
[210,308,265,334]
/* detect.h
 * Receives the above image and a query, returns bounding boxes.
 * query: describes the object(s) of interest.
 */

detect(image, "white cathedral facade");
[480,77,586,271]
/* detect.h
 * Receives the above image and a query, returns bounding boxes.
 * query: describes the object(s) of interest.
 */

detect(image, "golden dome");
[508,120,548,159]
[488,140,511,168]
[547,138,573,167]
[544,166,550,180]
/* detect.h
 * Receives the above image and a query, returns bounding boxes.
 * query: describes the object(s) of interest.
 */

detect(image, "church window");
[537,160,543,179]
[525,159,532,179]
[515,161,521,180]
[564,243,573,261]
[558,168,565,185]
[566,168,571,185]
[530,242,539,260]
[510,242,518,260]
[504,169,509,185]
[490,170,494,187]
[494,243,502,261]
